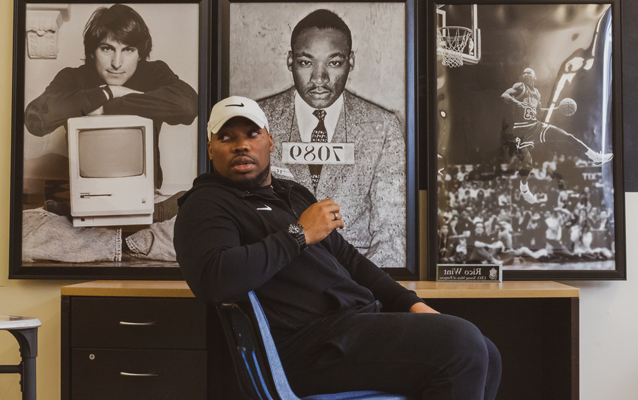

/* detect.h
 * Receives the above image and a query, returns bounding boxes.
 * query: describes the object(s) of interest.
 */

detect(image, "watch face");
[289,224,302,234]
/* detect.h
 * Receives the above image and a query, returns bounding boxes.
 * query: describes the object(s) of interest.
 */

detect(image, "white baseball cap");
[207,96,269,140]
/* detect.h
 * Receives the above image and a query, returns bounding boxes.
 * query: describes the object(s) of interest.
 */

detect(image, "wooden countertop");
[62,280,578,299]
[61,281,195,298]
[397,281,579,298]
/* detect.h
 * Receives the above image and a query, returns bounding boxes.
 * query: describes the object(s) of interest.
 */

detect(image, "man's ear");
[287,51,293,72]
[207,141,214,160]
[268,132,274,153]
[349,51,355,72]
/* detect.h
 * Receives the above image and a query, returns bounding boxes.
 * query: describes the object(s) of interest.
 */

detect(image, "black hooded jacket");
[174,173,423,344]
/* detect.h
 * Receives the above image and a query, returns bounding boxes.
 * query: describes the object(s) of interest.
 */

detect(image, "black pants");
[279,307,502,400]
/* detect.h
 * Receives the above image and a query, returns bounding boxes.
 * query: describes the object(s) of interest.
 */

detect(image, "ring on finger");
[333,212,339,221]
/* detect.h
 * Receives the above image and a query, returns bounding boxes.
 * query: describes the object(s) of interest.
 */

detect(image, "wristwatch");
[288,223,307,251]
[100,84,113,101]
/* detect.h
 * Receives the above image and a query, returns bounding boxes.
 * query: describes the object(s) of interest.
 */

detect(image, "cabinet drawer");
[71,297,206,349]
[71,349,206,400]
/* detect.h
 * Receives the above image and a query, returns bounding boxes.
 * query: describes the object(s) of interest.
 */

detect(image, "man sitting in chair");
[174,96,501,399]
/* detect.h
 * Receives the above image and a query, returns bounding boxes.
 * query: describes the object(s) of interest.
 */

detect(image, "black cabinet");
[62,281,579,400]
[62,296,209,400]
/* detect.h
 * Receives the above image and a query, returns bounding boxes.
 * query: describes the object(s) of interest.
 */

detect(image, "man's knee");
[445,317,490,370]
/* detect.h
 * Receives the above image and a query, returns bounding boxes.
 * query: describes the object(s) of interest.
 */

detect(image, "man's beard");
[212,163,271,191]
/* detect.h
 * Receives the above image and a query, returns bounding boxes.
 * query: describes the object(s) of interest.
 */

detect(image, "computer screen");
[78,127,145,178]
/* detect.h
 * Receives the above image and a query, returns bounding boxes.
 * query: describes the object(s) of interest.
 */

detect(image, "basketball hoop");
[437,26,473,68]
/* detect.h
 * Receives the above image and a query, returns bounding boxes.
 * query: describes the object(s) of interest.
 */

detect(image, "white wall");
[563,201,638,399]
[1,0,637,399]
[567,277,638,399]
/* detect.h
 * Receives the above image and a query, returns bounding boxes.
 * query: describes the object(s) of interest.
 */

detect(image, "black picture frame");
[217,0,421,280]
[425,0,627,280]
[9,0,213,279]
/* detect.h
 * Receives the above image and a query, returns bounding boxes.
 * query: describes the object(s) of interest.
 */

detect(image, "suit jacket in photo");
[258,88,406,269]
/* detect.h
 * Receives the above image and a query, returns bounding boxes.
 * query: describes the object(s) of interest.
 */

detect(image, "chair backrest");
[217,291,415,400]
[217,291,300,400]
[247,291,304,399]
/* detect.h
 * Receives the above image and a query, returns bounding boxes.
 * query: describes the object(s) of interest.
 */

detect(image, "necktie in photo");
[309,109,327,192]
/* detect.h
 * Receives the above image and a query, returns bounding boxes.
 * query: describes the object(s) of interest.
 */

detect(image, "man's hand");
[297,199,344,245]
[89,86,143,116]
[409,302,440,314]
[110,85,143,98]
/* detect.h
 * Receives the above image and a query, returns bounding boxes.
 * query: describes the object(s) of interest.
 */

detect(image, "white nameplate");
[436,264,502,282]
[282,142,355,165]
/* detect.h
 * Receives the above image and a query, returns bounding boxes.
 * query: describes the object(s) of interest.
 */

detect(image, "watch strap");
[288,223,307,251]
[100,84,113,101]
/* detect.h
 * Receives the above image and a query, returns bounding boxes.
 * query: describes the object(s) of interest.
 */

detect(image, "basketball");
[558,98,577,116]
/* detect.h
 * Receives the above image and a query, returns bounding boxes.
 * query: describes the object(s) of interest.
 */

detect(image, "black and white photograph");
[429,2,626,280]
[226,1,417,274]
[11,1,208,278]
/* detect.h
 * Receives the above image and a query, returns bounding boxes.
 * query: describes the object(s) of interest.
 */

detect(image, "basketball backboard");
[436,4,481,66]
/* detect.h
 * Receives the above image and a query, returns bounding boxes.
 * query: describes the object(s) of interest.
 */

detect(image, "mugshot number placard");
[282,142,355,165]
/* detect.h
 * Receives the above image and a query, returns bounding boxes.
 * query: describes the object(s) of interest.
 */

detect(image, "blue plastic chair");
[216,291,415,400]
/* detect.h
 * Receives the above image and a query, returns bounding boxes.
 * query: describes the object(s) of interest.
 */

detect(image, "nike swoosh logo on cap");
[225,103,245,107]
[256,205,272,211]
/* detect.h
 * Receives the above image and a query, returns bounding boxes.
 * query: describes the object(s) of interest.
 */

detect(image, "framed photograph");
[10,0,213,279]
[218,0,421,279]
[426,0,626,280]
[623,0,638,192]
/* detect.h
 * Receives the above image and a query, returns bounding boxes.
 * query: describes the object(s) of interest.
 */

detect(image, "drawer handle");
[119,321,158,326]
[120,372,159,377]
